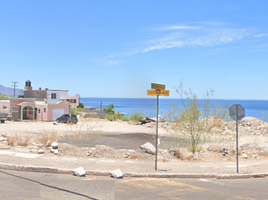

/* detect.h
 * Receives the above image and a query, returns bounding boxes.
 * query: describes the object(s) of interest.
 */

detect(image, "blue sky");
[0,0,267,99]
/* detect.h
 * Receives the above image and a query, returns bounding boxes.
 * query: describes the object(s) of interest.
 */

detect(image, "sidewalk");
[1,149,268,179]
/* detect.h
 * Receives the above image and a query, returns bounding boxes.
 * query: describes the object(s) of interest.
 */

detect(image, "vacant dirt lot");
[1,117,268,162]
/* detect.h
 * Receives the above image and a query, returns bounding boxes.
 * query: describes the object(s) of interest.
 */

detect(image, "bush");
[78,103,84,109]
[104,104,115,114]
[71,107,76,114]
[130,111,145,122]
[166,82,228,154]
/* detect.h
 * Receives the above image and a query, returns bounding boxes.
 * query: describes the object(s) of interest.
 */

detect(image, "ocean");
[80,97,268,121]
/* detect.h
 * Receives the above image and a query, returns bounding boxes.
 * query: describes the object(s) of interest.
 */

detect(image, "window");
[44,108,46,113]
[38,109,40,114]
[3,106,7,110]
[51,93,56,99]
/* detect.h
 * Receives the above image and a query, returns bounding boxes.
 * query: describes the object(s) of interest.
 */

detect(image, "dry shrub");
[7,135,18,146]
[174,148,183,159]
[65,122,100,140]
[7,134,31,147]
[173,148,190,160]
[83,113,91,118]
[207,146,222,153]
[18,135,31,146]
[129,154,143,160]
[187,146,203,153]
[37,131,58,146]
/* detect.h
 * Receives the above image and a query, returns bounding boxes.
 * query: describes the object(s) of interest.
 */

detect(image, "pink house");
[0,80,78,121]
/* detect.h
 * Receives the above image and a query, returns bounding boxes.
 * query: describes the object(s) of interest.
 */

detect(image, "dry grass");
[36,131,58,147]
[7,134,31,147]
[65,121,101,140]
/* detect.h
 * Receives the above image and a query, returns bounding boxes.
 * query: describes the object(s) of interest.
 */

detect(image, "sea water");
[80,97,268,121]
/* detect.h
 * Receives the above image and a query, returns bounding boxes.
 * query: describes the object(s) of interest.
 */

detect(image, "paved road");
[1,169,268,200]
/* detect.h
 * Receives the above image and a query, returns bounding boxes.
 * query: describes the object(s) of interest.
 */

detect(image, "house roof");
[35,101,46,105]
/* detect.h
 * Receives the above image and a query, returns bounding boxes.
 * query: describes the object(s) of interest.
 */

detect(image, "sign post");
[229,104,245,173]
[147,83,170,171]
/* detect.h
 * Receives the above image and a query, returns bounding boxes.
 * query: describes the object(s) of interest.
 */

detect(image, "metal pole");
[155,95,159,171]
[12,81,18,97]
[236,104,239,173]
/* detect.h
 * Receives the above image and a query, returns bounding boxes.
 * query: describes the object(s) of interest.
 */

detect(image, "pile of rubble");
[225,117,268,136]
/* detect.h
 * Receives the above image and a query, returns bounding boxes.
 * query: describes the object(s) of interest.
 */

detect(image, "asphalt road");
[1,169,268,200]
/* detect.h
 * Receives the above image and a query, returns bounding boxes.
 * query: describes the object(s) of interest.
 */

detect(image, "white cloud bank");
[99,22,264,65]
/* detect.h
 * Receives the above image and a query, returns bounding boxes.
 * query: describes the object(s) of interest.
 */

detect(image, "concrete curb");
[0,163,267,179]
[0,163,58,173]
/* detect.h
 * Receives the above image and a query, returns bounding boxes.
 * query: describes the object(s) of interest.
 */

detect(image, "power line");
[12,81,18,97]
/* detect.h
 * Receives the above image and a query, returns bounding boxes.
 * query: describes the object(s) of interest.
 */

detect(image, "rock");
[38,149,45,154]
[73,167,86,177]
[45,140,51,147]
[54,149,58,155]
[0,136,5,142]
[30,148,38,153]
[241,153,248,159]
[110,169,123,179]
[51,142,58,149]
[50,148,55,153]
[140,142,156,155]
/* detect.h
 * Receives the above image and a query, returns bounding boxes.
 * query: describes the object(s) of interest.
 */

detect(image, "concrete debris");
[30,148,38,153]
[0,135,8,142]
[241,152,248,159]
[38,149,45,154]
[51,142,58,149]
[110,169,123,179]
[140,142,156,155]
[73,167,86,177]
[54,149,58,155]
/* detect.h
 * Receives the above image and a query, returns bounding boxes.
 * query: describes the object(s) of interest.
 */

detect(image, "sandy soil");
[0,118,156,136]
[1,117,268,162]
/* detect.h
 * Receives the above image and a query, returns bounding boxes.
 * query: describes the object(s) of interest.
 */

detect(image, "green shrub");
[130,111,145,122]
[103,104,115,114]
[78,103,84,109]
[71,107,75,114]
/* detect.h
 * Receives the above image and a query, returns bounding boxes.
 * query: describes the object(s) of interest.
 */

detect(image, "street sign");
[229,104,245,121]
[147,89,170,96]
[147,83,169,171]
[229,103,245,174]
[151,83,166,90]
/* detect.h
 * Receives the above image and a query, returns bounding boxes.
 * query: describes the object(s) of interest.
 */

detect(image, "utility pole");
[12,81,18,97]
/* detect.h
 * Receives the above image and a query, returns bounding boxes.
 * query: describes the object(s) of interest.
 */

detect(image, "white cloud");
[93,58,123,66]
[104,22,255,62]
[151,25,199,31]
[140,27,247,52]
[254,33,268,38]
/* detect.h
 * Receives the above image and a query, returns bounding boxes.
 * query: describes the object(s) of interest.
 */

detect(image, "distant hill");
[0,85,23,97]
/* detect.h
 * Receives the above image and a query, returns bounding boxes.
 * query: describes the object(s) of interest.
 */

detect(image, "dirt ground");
[1,117,268,162]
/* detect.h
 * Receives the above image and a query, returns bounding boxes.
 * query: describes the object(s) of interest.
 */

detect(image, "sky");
[0,0,268,99]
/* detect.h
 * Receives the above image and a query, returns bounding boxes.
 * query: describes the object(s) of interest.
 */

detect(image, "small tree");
[78,103,84,109]
[166,82,228,154]
[103,104,115,114]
